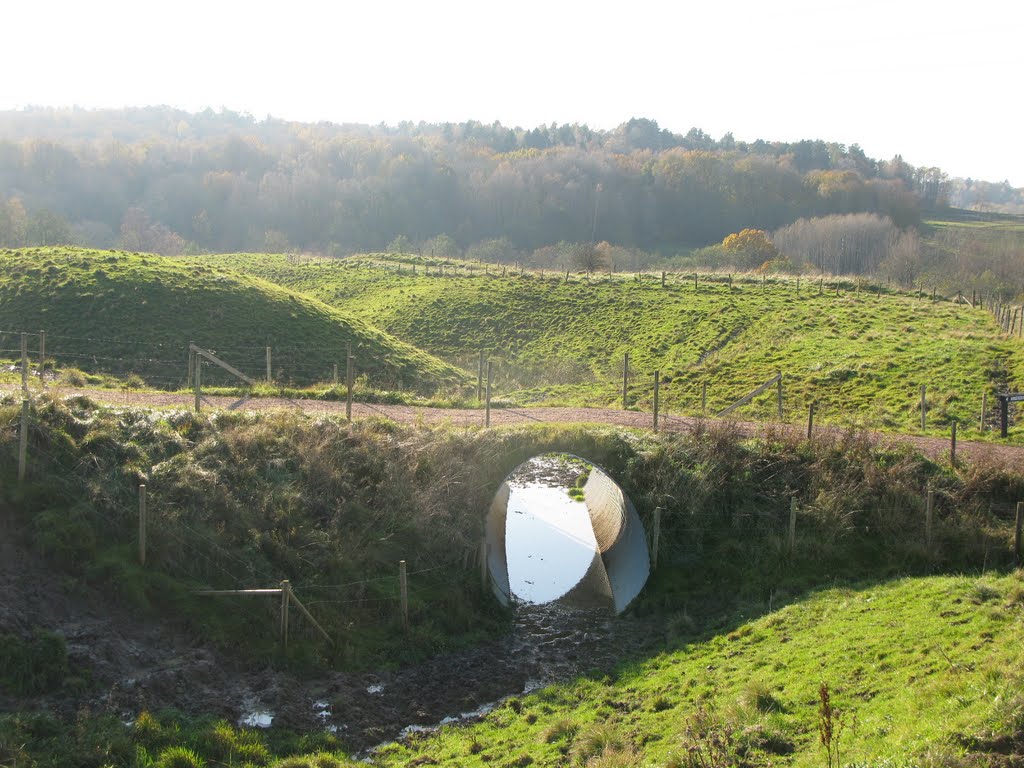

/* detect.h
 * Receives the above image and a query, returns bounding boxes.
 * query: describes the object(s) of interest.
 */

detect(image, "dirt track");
[41,386,1024,472]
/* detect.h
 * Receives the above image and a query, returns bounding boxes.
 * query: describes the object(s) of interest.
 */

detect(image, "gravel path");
[33,385,1024,471]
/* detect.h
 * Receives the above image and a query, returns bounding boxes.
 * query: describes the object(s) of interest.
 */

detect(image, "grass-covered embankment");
[1,393,1023,766]
[0,248,466,392]
[197,253,1024,441]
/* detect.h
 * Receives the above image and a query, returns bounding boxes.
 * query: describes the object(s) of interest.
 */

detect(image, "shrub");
[155,746,206,768]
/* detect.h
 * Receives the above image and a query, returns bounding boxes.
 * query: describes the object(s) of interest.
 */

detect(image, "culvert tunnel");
[485,454,650,614]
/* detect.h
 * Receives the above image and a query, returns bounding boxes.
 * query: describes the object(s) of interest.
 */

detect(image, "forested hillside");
[0,107,938,256]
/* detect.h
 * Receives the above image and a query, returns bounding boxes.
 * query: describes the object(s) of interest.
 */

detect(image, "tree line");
[0,108,944,257]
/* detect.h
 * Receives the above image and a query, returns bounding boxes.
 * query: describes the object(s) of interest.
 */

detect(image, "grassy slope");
[198,253,1023,439]
[0,248,464,391]
[374,573,1024,767]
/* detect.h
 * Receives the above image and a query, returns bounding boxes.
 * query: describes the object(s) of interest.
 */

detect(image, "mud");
[1,521,662,754]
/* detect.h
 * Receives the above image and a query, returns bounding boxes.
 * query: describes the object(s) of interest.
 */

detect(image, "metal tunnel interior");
[485,455,650,614]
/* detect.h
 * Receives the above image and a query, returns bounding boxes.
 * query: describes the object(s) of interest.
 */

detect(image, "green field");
[196,253,1024,440]
[0,248,463,392]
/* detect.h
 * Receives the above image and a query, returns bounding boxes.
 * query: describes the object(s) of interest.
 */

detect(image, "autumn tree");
[721,228,779,269]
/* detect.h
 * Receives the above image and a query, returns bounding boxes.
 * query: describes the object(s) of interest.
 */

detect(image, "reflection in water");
[505,482,597,604]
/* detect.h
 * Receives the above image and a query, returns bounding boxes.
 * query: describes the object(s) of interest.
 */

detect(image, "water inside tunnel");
[487,454,650,613]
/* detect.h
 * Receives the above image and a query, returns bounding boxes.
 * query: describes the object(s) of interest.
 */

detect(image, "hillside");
[197,253,1024,439]
[0,248,465,391]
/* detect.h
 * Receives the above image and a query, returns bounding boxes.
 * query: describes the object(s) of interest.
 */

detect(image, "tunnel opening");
[486,453,650,614]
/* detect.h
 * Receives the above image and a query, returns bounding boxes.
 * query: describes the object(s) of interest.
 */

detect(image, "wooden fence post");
[485,360,493,427]
[18,399,29,483]
[38,331,45,389]
[21,332,28,392]
[266,346,272,383]
[280,580,291,651]
[981,391,987,432]
[1015,502,1022,566]
[926,489,934,548]
[788,498,797,554]
[950,421,958,466]
[399,560,409,631]
[920,384,927,430]
[346,348,354,422]
[138,485,147,566]
[194,355,202,413]
[694,272,698,289]
[807,401,815,441]
[661,271,666,288]
[776,371,784,420]
[651,507,661,569]
[622,352,629,410]
[653,371,660,431]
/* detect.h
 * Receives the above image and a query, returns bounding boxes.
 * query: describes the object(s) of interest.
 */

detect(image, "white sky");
[4,0,1021,185]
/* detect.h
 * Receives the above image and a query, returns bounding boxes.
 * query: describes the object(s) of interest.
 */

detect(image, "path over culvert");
[23,386,1024,471]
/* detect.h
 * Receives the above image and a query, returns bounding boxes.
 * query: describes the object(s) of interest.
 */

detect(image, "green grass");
[368,572,1024,767]
[195,253,1024,441]
[0,247,465,392]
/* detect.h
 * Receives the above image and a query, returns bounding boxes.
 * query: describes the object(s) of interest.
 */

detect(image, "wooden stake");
[653,370,660,431]
[694,272,698,289]
[20,332,28,392]
[18,399,28,483]
[38,331,45,389]
[346,349,354,422]
[788,498,797,554]
[651,507,661,569]
[399,560,409,631]
[485,360,493,427]
[622,352,629,410]
[807,401,815,441]
[138,485,147,566]
[661,271,666,288]
[266,346,272,383]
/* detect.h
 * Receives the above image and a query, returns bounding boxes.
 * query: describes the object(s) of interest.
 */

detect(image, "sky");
[5,0,1021,185]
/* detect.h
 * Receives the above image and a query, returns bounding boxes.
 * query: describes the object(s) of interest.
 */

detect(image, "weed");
[155,745,206,768]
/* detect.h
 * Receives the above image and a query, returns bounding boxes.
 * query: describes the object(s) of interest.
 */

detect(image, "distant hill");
[0,248,464,390]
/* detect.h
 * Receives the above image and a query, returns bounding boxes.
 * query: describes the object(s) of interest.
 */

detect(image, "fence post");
[1015,502,1022,566]
[21,332,28,392]
[266,346,272,383]
[776,371,784,420]
[807,401,815,441]
[478,350,485,403]
[694,273,698,289]
[701,381,707,414]
[653,371,660,431]
[981,391,987,432]
[788,498,797,554]
[622,352,629,410]
[651,507,661,569]
[485,360,493,427]
[280,580,291,651]
[661,271,666,288]
[399,560,409,631]
[926,489,934,548]
[920,384,927,430]
[138,485,147,566]
[194,355,202,413]
[346,347,354,422]
[38,331,45,389]
[18,399,29,483]
[950,421,958,467]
